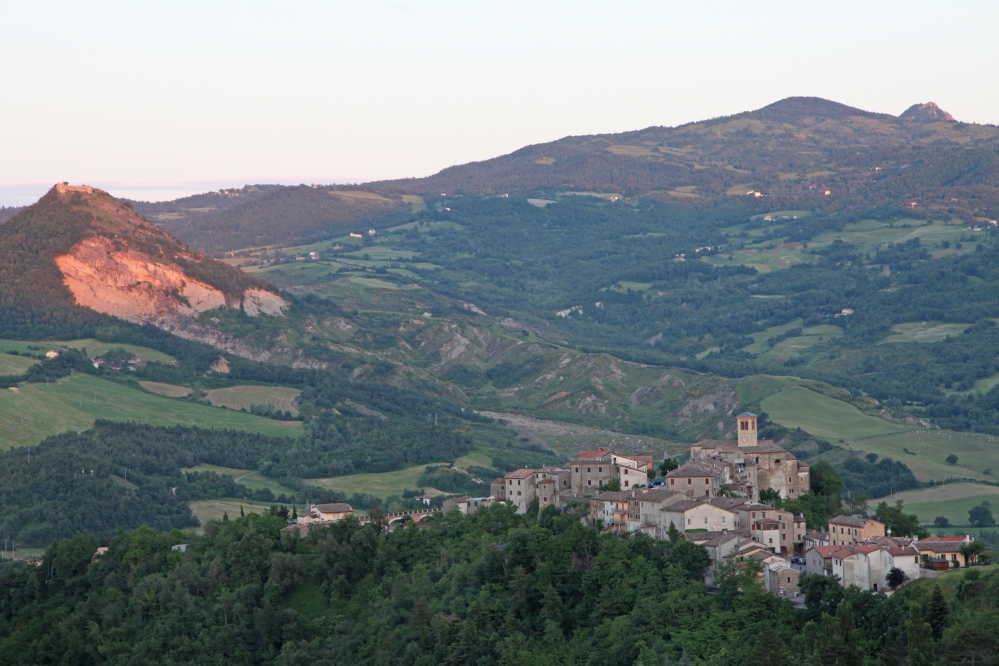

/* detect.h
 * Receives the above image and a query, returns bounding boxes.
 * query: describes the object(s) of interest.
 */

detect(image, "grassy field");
[183,464,292,496]
[900,564,999,599]
[854,430,999,482]
[310,463,452,499]
[51,338,177,364]
[0,354,38,375]
[139,381,192,397]
[0,373,301,449]
[905,492,999,526]
[761,386,914,442]
[204,385,301,416]
[188,500,299,534]
[881,322,970,344]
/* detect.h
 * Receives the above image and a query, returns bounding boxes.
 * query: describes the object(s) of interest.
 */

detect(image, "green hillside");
[0,373,300,449]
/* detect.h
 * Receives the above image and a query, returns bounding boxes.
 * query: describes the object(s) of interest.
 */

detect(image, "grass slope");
[854,430,999,482]
[761,386,914,441]
[310,463,452,499]
[0,374,300,449]
[204,386,302,416]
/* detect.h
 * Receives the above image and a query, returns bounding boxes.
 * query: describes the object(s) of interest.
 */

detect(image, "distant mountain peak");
[900,102,955,123]
[747,96,892,122]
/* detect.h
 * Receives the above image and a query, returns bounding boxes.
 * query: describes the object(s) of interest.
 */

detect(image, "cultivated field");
[0,354,38,375]
[761,386,914,442]
[855,430,999,482]
[139,381,192,397]
[881,322,970,344]
[51,338,177,364]
[310,463,453,499]
[0,373,301,449]
[204,385,302,416]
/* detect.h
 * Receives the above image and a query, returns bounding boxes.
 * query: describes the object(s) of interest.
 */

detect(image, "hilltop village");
[287,413,978,598]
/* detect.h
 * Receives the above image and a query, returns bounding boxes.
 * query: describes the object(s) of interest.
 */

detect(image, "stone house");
[763,556,800,597]
[504,469,537,513]
[301,502,353,524]
[664,460,727,497]
[569,449,617,496]
[805,545,838,577]
[828,516,886,546]
[589,490,634,533]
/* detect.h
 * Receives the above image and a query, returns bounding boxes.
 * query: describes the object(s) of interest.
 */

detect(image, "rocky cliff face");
[8,183,291,342]
[900,102,956,123]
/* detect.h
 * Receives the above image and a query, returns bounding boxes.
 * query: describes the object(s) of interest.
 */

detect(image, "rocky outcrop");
[56,236,288,326]
[900,102,955,123]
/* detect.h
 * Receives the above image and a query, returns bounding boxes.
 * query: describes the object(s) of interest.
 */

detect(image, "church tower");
[736,412,757,447]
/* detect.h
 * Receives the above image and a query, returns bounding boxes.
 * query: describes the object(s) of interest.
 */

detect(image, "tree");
[240,504,245,517]
[601,478,621,492]
[959,540,985,565]
[946,454,959,465]
[845,494,870,516]
[659,457,679,477]
[905,603,934,666]
[968,503,995,527]
[759,488,782,506]
[924,584,949,641]
[885,567,909,591]
[875,499,929,538]
[934,516,949,528]
[865,453,879,464]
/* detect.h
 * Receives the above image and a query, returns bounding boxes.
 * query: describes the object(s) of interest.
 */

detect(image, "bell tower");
[736,412,757,447]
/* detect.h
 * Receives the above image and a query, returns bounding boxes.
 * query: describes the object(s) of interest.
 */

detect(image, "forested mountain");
[130,184,414,253]
[0,206,22,225]
[370,97,999,223]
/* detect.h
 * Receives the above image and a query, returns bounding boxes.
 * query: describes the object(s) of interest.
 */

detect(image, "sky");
[2,0,998,206]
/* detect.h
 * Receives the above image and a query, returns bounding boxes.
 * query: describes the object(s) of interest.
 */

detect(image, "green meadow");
[0,373,301,449]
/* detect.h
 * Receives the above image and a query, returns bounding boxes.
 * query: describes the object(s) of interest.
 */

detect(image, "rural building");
[301,502,354,524]
[443,496,494,514]
[569,449,617,495]
[916,536,974,568]
[828,516,885,546]
[763,555,800,597]
[664,461,727,497]
[504,469,538,513]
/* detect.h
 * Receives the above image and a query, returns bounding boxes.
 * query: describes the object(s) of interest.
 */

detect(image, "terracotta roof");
[854,544,882,554]
[572,450,614,460]
[666,461,725,478]
[537,478,555,485]
[634,456,654,464]
[491,478,505,485]
[738,443,786,453]
[504,469,536,479]
[706,496,747,510]
[315,503,353,513]
[888,547,918,556]
[592,490,636,501]
[741,503,777,511]
[667,499,713,512]
[831,549,857,558]
[808,545,839,558]
[917,541,964,553]
[631,488,682,503]
[701,533,741,547]
[738,412,757,417]
[538,466,569,474]
[829,515,881,528]
[793,515,806,523]
[919,536,968,542]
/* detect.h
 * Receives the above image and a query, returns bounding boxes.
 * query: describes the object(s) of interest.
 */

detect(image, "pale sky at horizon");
[2,0,998,206]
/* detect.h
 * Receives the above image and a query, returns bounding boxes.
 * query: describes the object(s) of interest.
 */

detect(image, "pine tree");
[905,603,934,666]
[924,585,949,641]
[291,506,297,521]
[222,512,229,522]
[240,504,245,517]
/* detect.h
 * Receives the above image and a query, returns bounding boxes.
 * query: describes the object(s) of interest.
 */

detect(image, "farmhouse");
[828,515,885,546]
[301,502,354,524]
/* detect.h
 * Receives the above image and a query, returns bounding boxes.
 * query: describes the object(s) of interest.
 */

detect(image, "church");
[689,412,810,502]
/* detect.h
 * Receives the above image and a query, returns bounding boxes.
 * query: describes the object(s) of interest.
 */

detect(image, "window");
[670,479,675,485]
[769,538,773,544]
[575,467,579,472]
[587,480,592,486]
[598,467,602,472]
[687,518,691,525]
[704,517,708,524]
[722,516,726,524]
[705,479,709,484]
[624,469,628,475]
[756,457,760,463]
[587,467,591,473]
[687,479,692,485]
[517,491,521,496]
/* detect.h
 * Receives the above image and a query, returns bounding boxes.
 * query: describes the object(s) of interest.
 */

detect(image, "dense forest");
[0,502,996,665]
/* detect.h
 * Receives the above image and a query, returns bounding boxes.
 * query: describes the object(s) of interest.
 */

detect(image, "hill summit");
[900,101,956,122]
[0,184,287,338]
